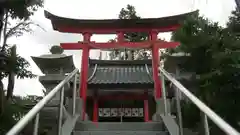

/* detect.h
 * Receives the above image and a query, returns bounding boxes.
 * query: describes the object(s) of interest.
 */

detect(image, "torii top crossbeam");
[45,10,197,34]
[45,10,197,50]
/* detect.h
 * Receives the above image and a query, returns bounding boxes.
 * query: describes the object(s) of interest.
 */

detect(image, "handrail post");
[57,87,65,135]
[72,74,77,116]
[33,113,40,135]
[203,113,210,135]
[5,69,78,135]
[159,67,240,135]
[176,88,183,135]
[161,73,168,115]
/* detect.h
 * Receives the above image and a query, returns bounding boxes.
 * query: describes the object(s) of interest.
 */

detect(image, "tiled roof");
[87,59,154,89]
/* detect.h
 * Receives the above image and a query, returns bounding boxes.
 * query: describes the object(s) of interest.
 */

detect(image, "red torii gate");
[45,10,196,120]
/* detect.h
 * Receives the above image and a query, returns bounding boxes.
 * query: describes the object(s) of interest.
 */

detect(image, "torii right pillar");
[150,31,171,121]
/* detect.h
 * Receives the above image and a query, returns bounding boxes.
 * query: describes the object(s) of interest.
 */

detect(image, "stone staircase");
[73,122,168,135]
[7,67,240,135]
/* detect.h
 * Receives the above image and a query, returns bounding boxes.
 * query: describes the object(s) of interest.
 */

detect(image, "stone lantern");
[31,45,75,105]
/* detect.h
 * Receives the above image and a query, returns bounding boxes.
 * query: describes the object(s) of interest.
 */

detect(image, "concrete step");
[75,122,164,131]
[73,131,168,135]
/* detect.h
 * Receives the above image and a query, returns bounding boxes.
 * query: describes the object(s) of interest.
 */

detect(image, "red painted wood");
[80,33,91,121]
[81,47,89,120]
[144,91,149,122]
[150,32,162,98]
[60,41,179,50]
[55,25,180,34]
[83,33,92,41]
[93,98,98,122]
[117,32,124,42]
[144,100,149,121]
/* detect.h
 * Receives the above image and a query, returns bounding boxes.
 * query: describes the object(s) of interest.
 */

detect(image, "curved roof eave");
[44,10,199,32]
[89,59,152,66]
[31,55,75,73]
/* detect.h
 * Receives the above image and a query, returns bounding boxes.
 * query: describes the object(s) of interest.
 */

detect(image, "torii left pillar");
[80,33,91,121]
[150,31,170,121]
[61,33,91,121]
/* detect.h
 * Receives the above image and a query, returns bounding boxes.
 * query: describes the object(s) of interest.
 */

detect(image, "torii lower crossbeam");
[61,41,180,50]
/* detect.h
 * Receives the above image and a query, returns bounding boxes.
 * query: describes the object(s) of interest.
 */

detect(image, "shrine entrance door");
[98,100,144,122]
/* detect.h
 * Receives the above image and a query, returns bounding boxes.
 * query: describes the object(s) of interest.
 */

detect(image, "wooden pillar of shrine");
[144,91,149,122]
[93,92,99,122]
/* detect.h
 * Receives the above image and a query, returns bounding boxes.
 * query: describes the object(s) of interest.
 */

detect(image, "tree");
[0,95,44,135]
[227,7,240,33]
[0,0,43,132]
[167,11,240,133]
[0,0,43,102]
[0,22,38,112]
[0,96,29,134]
[0,0,43,42]
[108,5,149,60]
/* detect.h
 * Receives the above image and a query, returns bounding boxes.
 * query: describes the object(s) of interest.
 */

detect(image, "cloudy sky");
[4,0,236,96]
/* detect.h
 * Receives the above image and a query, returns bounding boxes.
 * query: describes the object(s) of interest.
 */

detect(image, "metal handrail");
[6,68,79,135]
[159,67,240,135]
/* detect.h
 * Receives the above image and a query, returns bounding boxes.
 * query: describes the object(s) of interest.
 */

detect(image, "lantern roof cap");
[31,54,75,74]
